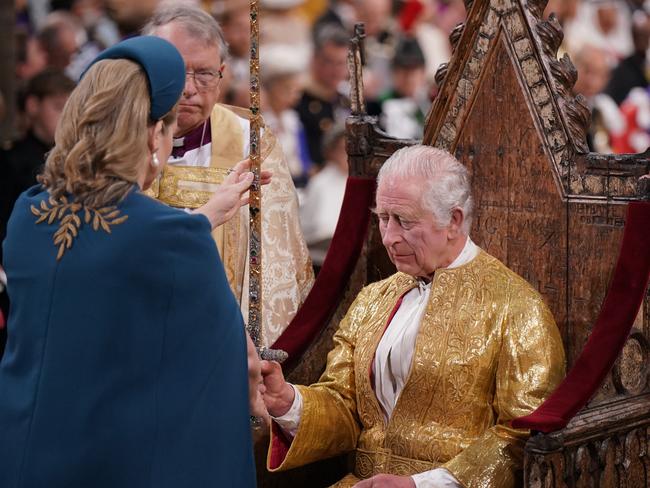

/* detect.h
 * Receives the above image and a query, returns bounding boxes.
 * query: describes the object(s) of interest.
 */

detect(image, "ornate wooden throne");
[261,0,650,486]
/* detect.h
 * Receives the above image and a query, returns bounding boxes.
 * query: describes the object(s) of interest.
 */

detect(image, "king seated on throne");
[143,4,314,346]
[261,145,566,488]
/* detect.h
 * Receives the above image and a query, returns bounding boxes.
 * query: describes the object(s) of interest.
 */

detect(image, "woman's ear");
[147,120,165,153]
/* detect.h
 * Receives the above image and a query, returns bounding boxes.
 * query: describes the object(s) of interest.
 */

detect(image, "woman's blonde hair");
[39,58,176,207]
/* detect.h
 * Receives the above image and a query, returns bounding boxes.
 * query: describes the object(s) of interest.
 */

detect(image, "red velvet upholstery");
[512,201,650,433]
[272,177,376,369]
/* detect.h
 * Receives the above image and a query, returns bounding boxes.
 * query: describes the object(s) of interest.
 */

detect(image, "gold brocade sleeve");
[443,278,566,488]
[266,285,377,471]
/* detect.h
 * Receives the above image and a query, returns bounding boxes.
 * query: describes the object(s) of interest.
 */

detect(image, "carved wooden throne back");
[420,0,650,484]
[336,0,650,485]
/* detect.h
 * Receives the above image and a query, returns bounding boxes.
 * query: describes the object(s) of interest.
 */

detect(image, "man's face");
[266,74,303,112]
[574,48,610,98]
[312,42,349,93]
[393,66,426,98]
[27,92,69,146]
[153,23,225,136]
[376,175,453,278]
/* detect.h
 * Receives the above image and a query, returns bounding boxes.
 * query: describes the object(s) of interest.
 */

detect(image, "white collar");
[446,236,478,269]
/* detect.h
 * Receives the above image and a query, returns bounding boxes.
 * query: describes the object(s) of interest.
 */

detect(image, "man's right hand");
[260,360,295,417]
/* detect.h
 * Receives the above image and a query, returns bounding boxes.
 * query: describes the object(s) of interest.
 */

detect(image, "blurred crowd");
[2,0,650,270]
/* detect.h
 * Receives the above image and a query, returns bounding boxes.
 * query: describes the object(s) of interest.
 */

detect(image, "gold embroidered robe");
[147,104,314,346]
[268,250,565,487]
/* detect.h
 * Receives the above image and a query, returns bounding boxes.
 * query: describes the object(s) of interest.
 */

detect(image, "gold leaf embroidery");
[31,197,128,260]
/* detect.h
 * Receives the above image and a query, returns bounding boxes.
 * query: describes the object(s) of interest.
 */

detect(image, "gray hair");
[377,145,474,234]
[314,24,350,53]
[142,4,229,62]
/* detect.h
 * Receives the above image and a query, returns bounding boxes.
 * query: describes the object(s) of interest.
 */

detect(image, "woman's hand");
[193,159,272,229]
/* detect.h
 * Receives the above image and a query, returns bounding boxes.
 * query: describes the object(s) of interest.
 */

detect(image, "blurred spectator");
[379,36,430,139]
[217,0,251,107]
[564,0,634,62]
[610,86,650,153]
[605,9,650,104]
[105,0,160,38]
[261,44,311,186]
[261,0,311,47]
[36,12,81,71]
[296,24,350,166]
[0,70,74,341]
[0,69,75,238]
[573,44,618,152]
[574,44,613,100]
[72,0,121,48]
[299,122,348,269]
[15,30,47,82]
[37,11,102,80]
[357,0,398,99]
[404,0,452,81]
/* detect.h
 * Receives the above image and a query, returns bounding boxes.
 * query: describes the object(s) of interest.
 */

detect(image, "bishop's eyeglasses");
[186,69,223,90]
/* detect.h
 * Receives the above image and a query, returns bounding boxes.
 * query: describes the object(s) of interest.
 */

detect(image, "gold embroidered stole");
[147,104,247,300]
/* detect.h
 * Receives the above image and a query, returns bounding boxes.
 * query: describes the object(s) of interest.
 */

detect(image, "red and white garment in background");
[610,87,650,153]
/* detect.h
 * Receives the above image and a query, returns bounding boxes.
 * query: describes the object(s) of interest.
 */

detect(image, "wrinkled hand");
[353,474,416,488]
[246,333,269,423]
[260,360,295,417]
[193,159,272,229]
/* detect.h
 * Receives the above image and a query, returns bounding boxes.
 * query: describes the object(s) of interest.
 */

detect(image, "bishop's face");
[375,175,458,278]
[153,22,225,137]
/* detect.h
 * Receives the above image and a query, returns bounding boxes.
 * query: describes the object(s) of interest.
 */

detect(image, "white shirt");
[274,238,479,487]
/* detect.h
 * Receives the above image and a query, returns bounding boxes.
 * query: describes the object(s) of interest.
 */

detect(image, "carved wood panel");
[524,424,650,488]
[454,30,569,341]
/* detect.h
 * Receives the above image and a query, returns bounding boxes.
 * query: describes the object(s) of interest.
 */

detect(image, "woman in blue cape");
[0,36,258,487]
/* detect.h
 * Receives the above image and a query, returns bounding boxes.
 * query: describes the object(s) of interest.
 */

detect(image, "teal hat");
[82,36,185,121]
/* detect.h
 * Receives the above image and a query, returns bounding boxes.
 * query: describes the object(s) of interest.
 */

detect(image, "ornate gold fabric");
[268,250,566,487]
[31,196,128,260]
[146,104,314,346]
